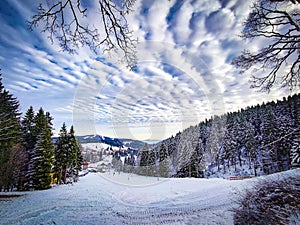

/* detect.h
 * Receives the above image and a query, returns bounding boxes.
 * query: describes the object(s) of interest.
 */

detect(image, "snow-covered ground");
[1,170,298,225]
[81,142,125,151]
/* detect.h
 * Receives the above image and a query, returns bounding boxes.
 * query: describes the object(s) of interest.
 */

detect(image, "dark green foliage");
[31,129,54,190]
[138,143,157,176]
[54,123,82,184]
[0,70,81,191]
[0,73,23,191]
[139,143,150,167]
[68,126,83,180]
[54,123,68,184]
[25,108,54,190]
[159,144,169,177]
[159,143,168,162]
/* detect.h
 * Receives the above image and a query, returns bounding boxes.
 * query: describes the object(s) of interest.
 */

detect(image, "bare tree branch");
[28,0,137,70]
[232,0,300,92]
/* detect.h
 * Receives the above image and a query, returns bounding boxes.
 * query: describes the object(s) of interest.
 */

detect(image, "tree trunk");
[64,166,67,183]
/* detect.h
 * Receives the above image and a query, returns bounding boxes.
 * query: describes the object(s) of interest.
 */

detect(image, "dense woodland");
[0,74,83,191]
[113,93,300,178]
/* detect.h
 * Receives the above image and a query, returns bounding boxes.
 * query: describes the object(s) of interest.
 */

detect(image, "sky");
[0,0,297,141]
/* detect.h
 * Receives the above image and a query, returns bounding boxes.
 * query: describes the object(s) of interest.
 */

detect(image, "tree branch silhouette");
[29,0,137,69]
[232,0,300,92]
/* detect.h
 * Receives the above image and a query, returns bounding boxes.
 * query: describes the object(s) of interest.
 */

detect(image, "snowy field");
[0,170,298,225]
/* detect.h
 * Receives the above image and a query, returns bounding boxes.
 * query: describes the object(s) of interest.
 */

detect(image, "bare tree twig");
[232,0,300,92]
[28,0,137,70]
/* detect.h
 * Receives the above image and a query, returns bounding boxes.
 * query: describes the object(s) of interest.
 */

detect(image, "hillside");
[75,135,145,150]
[130,94,300,178]
[76,135,123,146]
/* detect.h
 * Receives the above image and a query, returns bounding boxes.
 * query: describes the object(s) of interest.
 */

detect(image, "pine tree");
[0,73,23,191]
[26,108,54,190]
[22,106,35,149]
[54,124,82,184]
[139,143,150,176]
[21,106,36,189]
[31,128,54,189]
[73,140,83,181]
[159,144,169,177]
[54,123,69,184]
[68,126,82,182]
[291,134,300,168]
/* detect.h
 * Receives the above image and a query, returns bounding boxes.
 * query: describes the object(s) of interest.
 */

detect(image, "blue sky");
[0,0,295,140]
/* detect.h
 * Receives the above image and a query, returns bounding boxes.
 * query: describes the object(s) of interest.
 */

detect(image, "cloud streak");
[0,0,294,140]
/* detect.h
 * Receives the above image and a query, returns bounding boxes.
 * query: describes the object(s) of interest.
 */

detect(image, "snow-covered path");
[0,172,250,225]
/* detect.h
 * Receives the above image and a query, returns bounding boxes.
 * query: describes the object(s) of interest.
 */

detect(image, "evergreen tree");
[22,106,35,150]
[26,108,54,190]
[291,134,300,168]
[158,144,169,177]
[68,126,82,182]
[54,123,82,184]
[134,94,300,178]
[244,120,259,176]
[0,73,23,191]
[54,123,69,184]
[139,143,150,176]
[75,141,84,180]
[31,128,54,189]
[21,106,36,189]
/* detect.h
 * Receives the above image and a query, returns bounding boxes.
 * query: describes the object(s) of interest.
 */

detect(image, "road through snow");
[0,172,250,225]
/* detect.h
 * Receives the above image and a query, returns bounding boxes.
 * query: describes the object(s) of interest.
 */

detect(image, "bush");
[233,172,300,225]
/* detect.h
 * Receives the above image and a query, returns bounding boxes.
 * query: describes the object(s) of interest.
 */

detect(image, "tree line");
[112,93,300,178]
[0,73,83,191]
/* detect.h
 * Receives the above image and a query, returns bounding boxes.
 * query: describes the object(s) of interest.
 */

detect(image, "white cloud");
[0,0,294,140]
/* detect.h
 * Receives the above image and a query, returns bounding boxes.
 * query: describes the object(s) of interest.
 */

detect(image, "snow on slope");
[1,169,299,225]
[81,142,122,151]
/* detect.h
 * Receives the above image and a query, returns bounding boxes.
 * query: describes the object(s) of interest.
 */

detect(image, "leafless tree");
[232,0,300,92]
[29,0,137,69]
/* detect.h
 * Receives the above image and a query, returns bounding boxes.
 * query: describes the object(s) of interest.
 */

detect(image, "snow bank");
[1,169,298,225]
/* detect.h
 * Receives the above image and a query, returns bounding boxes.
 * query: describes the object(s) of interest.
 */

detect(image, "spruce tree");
[159,144,169,177]
[54,123,82,184]
[291,134,300,168]
[21,106,35,189]
[27,108,54,190]
[139,143,150,176]
[68,125,82,182]
[0,73,23,191]
[75,141,83,179]
[32,128,54,189]
[54,123,69,184]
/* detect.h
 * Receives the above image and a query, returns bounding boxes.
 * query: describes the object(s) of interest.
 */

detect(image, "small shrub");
[233,172,300,225]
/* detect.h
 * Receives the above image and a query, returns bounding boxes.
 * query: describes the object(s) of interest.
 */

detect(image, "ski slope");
[0,170,298,225]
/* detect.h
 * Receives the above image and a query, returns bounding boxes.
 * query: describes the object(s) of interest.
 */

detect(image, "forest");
[0,74,83,191]
[113,93,300,178]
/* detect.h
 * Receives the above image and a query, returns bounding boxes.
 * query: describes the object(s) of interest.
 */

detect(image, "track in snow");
[0,172,247,225]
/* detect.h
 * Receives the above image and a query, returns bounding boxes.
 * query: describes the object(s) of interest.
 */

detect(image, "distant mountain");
[143,139,161,144]
[119,138,145,149]
[76,135,123,147]
[74,135,146,150]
